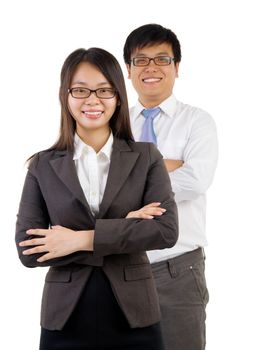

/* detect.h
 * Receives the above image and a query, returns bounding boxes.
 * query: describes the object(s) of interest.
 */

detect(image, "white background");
[1,0,256,348]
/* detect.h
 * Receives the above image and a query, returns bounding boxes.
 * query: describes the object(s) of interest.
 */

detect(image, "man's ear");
[175,63,180,78]
[126,64,131,79]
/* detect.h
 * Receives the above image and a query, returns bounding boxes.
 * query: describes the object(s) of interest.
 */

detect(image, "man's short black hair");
[123,23,181,65]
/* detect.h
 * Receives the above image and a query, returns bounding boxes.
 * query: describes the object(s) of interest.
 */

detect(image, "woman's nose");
[83,91,100,104]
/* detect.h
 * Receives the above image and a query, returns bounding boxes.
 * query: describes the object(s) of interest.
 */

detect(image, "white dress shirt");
[130,95,218,262]
[73,132,113,216]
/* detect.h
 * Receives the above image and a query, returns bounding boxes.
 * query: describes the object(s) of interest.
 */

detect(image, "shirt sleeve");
[170,110,218,202]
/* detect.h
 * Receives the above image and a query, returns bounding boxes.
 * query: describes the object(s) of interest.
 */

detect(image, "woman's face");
[68,62,118,137]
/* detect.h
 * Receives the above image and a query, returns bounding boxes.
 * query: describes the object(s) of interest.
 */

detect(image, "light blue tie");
[140,107,161,145]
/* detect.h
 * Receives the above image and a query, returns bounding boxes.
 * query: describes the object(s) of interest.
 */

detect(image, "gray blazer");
[15,138,178,330]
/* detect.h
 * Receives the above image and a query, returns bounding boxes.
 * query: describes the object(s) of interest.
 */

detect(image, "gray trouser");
[151,248,209,350]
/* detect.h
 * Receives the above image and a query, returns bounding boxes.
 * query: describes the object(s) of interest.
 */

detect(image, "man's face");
[127,43,179,107]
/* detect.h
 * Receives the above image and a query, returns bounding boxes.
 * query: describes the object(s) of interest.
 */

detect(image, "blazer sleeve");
[15,156,101,268]
[93,143,179,257]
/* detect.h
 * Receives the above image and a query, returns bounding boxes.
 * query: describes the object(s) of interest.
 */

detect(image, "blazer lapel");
[98,138,139,218]
[49,150,94,218]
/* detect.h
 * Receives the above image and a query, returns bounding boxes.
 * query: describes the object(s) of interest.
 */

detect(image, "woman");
[15,47,178,350]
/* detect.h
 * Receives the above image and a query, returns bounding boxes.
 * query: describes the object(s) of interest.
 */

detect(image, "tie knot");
[142,107,161,120]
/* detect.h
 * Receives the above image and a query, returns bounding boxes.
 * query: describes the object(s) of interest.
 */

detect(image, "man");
[123,24,218,350]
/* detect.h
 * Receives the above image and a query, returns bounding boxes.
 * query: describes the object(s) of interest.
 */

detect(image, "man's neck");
[139,93,172,109]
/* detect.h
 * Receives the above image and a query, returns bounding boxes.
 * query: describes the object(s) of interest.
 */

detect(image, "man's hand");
[164,159,184,172]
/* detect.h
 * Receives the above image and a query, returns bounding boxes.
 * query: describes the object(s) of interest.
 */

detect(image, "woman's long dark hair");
[52,47,133,151]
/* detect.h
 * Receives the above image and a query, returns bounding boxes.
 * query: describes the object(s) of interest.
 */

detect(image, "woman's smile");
[82,110,103,119]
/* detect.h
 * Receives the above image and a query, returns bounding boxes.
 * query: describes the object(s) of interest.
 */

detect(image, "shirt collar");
[132,94,177,120]
[73,133,86,160]
[73,132,113,160]
[159,94,177,118]
[99,132,113,159]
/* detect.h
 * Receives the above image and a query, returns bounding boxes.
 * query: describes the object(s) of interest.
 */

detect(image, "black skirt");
[40,267,164,350]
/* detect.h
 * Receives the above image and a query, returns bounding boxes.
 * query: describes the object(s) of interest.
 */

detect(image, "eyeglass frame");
[131,56,175,67]
[68,87,117,99]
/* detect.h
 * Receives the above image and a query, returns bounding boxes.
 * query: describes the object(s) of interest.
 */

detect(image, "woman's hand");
[19,225,94,262]
[126,202,166,219]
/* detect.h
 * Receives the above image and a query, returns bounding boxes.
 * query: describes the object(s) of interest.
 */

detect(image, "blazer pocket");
[45,267,71,283]
[124,264,152,281]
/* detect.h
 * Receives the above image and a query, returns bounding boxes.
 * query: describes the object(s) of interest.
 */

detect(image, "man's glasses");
[68,87,117,99]
[131,56,175,67]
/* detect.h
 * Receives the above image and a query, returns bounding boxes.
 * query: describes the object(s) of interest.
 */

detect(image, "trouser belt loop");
[168,260,178,278]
